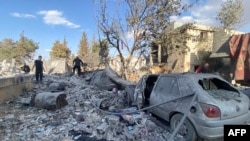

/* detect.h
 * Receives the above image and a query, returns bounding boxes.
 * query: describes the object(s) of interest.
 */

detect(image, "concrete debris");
[0,72,184,141]
[14,74,24,83]
[88,69,118,91]
[106,115,120,125]
[97,122,109,134]
[20,97,31,105]
[48,82,60,90]
[87,67,135,91]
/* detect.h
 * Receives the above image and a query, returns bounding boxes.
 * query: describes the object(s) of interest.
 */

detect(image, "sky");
[0,0,250,60]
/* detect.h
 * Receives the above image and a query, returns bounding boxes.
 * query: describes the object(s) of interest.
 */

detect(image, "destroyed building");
[1,21,247,141]
[0,67,187,141]
[150,22,215,73]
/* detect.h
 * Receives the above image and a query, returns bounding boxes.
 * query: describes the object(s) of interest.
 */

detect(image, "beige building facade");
[162,22,243,73]
[163,23,215,73]
[184,24,215,72]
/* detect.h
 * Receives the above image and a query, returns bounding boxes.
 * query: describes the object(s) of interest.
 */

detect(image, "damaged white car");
[130,73,250,141]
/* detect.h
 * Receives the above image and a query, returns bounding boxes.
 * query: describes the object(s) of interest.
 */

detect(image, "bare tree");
[96,0,195,79]
[216,0,244,30]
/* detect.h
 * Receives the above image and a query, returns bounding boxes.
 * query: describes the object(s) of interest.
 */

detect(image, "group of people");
[21,56,85,82]
[20,55,45,82]
[22,55,208,82]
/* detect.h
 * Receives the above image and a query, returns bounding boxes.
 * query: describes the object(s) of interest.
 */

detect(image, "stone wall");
[44,58,69,74]
[211,29,244,58]
[0,74,35,104]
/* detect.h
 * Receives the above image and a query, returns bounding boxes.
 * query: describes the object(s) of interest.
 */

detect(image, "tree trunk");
[116,40,127,79]
[105,66,135,88]
[158,44,162,63]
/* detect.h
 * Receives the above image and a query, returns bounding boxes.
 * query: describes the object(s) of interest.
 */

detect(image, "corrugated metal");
[229,33,250,80]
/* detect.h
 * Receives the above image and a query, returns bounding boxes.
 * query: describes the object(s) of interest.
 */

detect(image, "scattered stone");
[48,82,60,90]
[4,114,15,120]
[123,130,135,140]
[20,97,31,105]
[106,115,120,125]
[97,122,109,134]
[0,72,186,141]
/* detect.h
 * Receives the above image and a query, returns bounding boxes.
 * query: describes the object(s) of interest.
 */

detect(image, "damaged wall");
[43,58,70,74]
[0,74,35,104]
[0,58,70,79]
[184,24,214,72]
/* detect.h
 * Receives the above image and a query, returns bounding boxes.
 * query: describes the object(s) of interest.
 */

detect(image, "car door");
[133,75,147,107]
[150,76,180,121]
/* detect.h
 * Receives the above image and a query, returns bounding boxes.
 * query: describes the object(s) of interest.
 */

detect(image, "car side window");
[179,77,195,95]
[154,76,180,97]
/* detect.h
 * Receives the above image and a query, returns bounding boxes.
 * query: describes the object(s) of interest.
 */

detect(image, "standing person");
[73,56,84,75]
[32,55,45,82]
[195,63,209,73]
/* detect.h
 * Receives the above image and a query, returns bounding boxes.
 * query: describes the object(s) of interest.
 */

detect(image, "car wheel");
[170,114,199,141]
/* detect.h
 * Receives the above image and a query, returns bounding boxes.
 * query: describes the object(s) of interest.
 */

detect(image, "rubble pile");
[0,72,184,141]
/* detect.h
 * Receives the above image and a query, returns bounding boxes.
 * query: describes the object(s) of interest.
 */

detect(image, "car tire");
[170,113,199,141]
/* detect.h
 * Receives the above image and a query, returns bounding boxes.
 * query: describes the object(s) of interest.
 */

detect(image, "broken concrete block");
[61,137,74,141]
[34,91,68,110]
[77,123,93,134]
[96,122,109,134]
[20,98,31,105]
[123,130,135,141]
[106,115,120,125]
[4,114,15,120]
[48,82,60,90]
[76,115,85,122]
[108,106,116,111]
[106,131,115,141]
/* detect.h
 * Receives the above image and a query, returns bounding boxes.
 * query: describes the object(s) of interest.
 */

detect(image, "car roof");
[145,72,223,81]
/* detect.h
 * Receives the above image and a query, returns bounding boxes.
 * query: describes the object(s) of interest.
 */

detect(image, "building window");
[200,31,208,40]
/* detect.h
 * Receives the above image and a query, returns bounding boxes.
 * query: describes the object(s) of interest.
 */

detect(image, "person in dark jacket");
[21,63,30,74]
[73,56,84,75]
[195,63,209,73]
[32,55,45,82]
